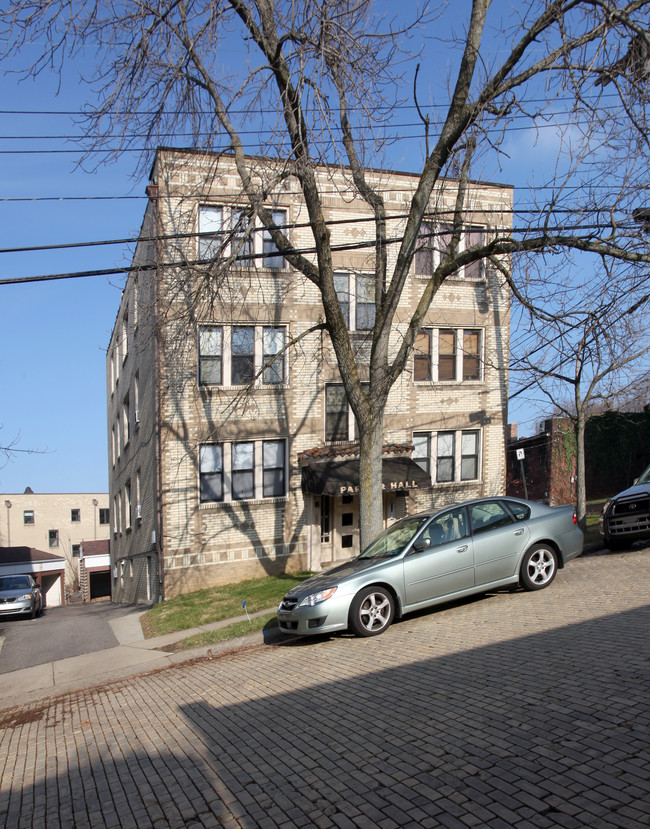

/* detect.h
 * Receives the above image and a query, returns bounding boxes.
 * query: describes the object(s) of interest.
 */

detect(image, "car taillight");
[572,509,577,525]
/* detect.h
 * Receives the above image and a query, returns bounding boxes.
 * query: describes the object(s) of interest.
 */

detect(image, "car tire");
[520,544,558,591]
[29,603,37,620]
[349,586,395,637]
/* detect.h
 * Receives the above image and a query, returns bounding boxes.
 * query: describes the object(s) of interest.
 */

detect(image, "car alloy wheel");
[520,544,558,591]
[349,586,395,637]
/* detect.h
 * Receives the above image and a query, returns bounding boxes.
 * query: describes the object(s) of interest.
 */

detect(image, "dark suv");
[600,464,650,550]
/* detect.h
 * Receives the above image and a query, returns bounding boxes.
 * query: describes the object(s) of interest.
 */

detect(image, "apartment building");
[107,149,512,603]
[0,490,111,603]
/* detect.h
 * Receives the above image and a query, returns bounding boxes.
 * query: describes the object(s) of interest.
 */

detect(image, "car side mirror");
[412,537,431,553]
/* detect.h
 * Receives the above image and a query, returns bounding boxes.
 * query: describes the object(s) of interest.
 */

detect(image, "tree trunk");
[574,409,587,531]
[357,415,385,551]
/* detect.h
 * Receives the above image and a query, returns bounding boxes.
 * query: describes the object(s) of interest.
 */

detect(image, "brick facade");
[107,150,513,603]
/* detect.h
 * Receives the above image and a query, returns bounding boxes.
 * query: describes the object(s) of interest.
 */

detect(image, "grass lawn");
[140,573,311,639]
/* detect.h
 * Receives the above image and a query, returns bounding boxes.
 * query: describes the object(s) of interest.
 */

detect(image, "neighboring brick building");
[506,419,577,505]
[107,149,513,603]
[0,490,111,602]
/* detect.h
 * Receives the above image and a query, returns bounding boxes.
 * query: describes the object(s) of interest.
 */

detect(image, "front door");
[332,493,360,560]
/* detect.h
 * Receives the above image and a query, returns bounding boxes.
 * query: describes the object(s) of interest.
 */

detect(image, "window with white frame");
[414,222,485,279]
[262,210,286,269]
[199,439,288,503]
[413,328,483,383]
[198,324,286,387]
[122,395,131,446]
[200,204,290,268]
[134,372,140,427]
[231,208,253,262]
[334,272,376,331]
[125,481,132,529]
[23,510,34,525]
[325,383,368,442]
[413,429,481,483]
[198,205,224,259]
[121,310,129,363]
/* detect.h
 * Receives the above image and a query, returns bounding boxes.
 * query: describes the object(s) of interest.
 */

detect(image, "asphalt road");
[0,601,146,673]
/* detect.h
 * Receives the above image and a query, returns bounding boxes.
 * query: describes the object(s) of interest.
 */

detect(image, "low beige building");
[1,491,110,602]
[107,149,513,603]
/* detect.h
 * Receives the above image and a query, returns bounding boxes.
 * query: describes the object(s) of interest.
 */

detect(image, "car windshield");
[637,464,650,485]
[358,516,429,559]
[0,576,31,590]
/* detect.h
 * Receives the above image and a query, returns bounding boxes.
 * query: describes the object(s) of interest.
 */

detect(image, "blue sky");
[0,4,568,495]
[0,64,145,494]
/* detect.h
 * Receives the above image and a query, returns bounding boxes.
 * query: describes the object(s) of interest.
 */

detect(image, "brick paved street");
[1,547,649,828]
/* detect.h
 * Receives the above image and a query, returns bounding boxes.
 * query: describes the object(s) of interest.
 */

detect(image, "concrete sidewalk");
[0,606,280,711]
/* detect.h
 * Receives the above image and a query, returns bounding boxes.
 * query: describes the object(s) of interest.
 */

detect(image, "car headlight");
[602,500,612,514]
[298,587,337,607]
[16,593,32,601]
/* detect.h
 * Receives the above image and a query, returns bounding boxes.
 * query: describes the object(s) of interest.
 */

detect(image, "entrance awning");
[301,456,431,497]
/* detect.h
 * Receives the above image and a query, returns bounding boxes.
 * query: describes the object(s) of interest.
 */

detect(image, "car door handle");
[456,545,468,552]
[514,529,524,536]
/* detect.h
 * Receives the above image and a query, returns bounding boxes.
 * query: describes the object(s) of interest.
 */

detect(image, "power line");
[0,208,640,259]
[0,218,642,286]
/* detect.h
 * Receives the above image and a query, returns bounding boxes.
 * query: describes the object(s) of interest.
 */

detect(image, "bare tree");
[510,264,650,526]
[2,0,650,547]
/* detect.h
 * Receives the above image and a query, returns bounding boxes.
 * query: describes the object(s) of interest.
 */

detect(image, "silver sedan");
[278,497,583,638]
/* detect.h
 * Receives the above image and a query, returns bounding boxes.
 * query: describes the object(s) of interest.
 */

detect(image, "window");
[198,324,288,387]
[263,210,286,269]
[439,329,456,381]
[415,221,484,279]
[136,470,142,520]
[232,442,255,500]
[49,530,59,548]
[231,208,253,262]
[263,440,286,497]
[125,482,132,529]
[334,272,375,331]
[200,439,288,503]
[355,275,375,331]
[72,544,81,557]
[420,506,469,546]
[413,328,482,383]
[334,273,350,327]
[23,510,34,525]
[134,372,140,426]
[199,326,223,385]
[199,205,224,258]
[461,431,480,480]
[437,432,455,483]
[462,329,481,380]
[71,509,80,522]
[231,326,255,384]
[412,433,431,475]
[464,227,484,280]
[122,396,131,446]
[414,429,481,484]
[200,445,223,502]
[414,331,432,382]
[470,501,513,535]
[263,327,285,384]
[415,221,435,275]
[325,383,368,442]
[99,508,110,525]
[121,310,129,363]
[111,424,117,466]
[326,384,349,442]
